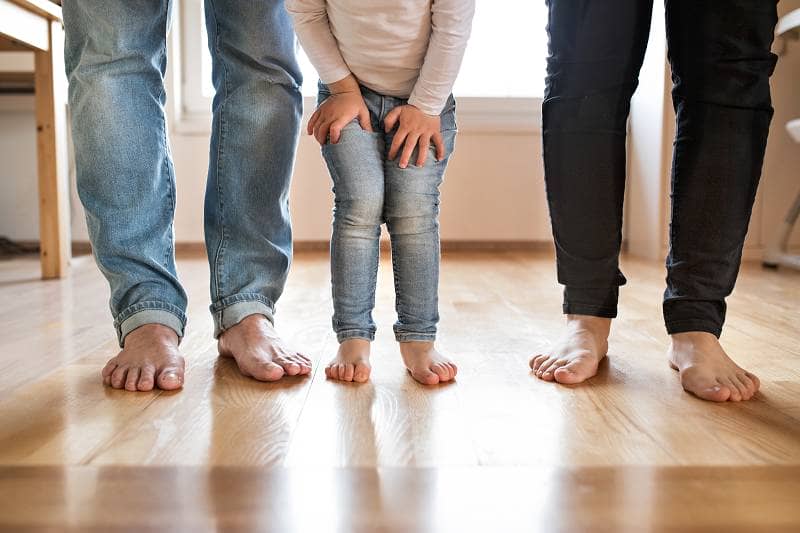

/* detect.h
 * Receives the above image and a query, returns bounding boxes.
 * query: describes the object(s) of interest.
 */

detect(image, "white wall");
[2,3,799,253]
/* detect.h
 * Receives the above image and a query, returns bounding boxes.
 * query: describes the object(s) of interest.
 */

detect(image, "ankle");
[670,331,718,348]
[124,323,179,347]
[565,315,611,337]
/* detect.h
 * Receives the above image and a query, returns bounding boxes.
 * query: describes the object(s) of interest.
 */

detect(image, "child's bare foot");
[400,341,457,385]
[325,339,372,383]
[101,324,185,392]
[218,314,311,382]
[669,332,760,402]
[530,315,610,384]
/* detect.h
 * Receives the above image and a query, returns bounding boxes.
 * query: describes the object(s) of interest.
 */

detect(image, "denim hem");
[211,295,275,339]
[336,330,376,343]
[115,302,187,348]
[665,319,723,338]
[395,333,437,343]
[562,302,617,319]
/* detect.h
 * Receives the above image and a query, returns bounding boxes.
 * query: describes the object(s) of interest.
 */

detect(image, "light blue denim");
[317,82,457,343]
[63,0,302,346]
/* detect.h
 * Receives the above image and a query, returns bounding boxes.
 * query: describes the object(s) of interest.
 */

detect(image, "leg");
[664,0,777,401]
[34,20,70,279]
[321,94,386,383]
[384,99,457,385]
[532,0,652,383]
[64,0,185,391]
[204,0,310,380]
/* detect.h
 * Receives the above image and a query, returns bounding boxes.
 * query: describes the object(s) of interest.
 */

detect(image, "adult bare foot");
[101,324,185,391]
[218,314,311,382]
[530,315,610,384]
[669,332,760,402]
[400,341,457,385]
[326,339,371,383]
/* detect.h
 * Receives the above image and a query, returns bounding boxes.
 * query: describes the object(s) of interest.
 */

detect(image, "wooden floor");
[0,251,798,532]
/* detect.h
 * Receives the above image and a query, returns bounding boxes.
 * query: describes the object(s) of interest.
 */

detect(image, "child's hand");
[308,74,373,145]
[384,105,445,168]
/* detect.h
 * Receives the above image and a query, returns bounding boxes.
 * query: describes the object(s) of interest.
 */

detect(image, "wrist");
[328,74,361,95]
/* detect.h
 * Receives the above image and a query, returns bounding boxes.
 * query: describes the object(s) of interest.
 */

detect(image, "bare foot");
[530,315,610,384]
[218,314,311,382]
[102,324,185,391]
[669,332,760,402]
[400,341,457,385]
[325,339,371,383]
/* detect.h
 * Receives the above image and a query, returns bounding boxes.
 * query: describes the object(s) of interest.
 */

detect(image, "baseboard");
[69,240,555,256]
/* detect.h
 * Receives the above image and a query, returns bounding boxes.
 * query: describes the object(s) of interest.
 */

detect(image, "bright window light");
[199,0,548,100]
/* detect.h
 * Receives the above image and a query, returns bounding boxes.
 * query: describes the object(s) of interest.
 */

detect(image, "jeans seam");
[115,301,187,327]
[209,0,228,311]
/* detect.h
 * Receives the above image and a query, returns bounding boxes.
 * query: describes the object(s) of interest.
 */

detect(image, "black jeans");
[543,0,778,337]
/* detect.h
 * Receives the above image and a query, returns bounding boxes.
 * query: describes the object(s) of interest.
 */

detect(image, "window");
[176,0,547,131]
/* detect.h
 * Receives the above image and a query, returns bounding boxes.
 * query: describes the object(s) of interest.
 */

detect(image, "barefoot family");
[65,0,778,403]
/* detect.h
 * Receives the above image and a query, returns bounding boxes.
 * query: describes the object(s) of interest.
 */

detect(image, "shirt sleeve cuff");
[319,64,353,86]
[407,94,445,116]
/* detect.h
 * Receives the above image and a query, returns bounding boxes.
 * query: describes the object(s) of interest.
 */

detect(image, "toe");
[124,368,140,392]
[325,364,336,380]
[447,362,458,379]
[343,364,355,382]
[536,358,556,380]
[280,358,302,376]
[248,362,284,382]
[411,367,440,385]
[552,362,589,385]
[110,366,128,389]
[745,371,761,392]
[728,376,748,401]
[542,359,567,381]
[736,372,756,400]
[102,358,118,378]
[337,364,348,381]
[294,356,312,375]
[530,354,546,371]
[354,363,370,383]
[156,367,184,389]
[432,363,451,381]
[138,366,156,391]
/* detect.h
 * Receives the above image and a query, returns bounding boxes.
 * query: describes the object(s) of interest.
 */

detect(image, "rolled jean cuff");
[563,286,619,318]
[115,302,187,348]
[395,332,437,343]
[211,294,275,339]
[336,329,376,343]
[665,319,723,338]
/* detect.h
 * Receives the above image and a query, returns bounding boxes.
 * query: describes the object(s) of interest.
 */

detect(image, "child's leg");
[321,120,385,382]
[384,121,457,385]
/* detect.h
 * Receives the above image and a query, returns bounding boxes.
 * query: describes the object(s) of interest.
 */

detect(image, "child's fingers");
[314,120,331,145]
[328,117,350,144]
[384,106,401,132]
[433,132,445,161]
[358,108,373,132]
[416,134,431,167]
[399,133,420,168]
[388,128,408,160]
[307,110,321,135]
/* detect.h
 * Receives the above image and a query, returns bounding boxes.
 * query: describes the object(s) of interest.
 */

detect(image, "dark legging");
[543,0,778,336]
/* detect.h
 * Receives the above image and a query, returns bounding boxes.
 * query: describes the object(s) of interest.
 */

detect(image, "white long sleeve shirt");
[286,0,475,115]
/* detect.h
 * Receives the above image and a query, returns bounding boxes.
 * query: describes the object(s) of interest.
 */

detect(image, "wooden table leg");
[34,20,70,279]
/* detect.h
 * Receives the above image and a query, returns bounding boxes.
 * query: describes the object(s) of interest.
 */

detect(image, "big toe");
[249,361,285,382]
[353,363,371,383]
[681,375,732,402]
[410,366,440,385]
[553,361,595,384]
[157,367,184,390]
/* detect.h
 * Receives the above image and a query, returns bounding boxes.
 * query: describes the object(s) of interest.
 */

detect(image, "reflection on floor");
[0,251,798,532]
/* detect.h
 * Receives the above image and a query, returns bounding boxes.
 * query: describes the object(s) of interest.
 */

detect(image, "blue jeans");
[318,83,457,343]
[63,0,302,345]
